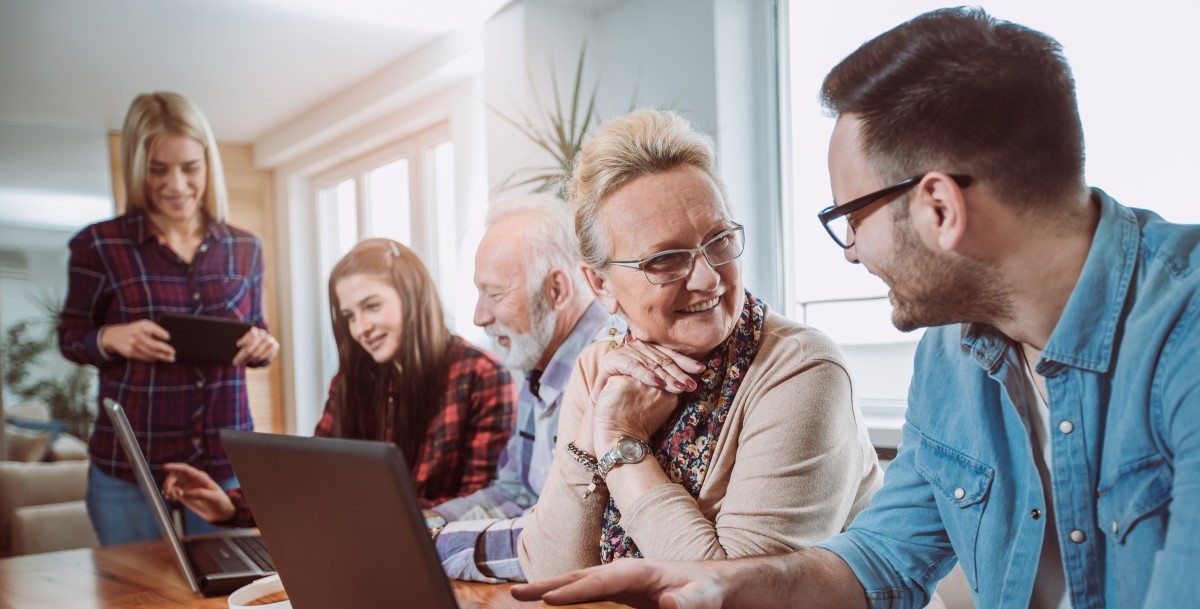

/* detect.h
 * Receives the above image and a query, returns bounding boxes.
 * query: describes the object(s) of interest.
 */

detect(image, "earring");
[609,314,620,349]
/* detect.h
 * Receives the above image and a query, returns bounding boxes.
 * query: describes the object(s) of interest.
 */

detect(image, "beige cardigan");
[518,312,883,581]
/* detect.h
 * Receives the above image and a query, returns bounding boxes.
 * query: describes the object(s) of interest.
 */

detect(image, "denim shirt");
[817,190,1200,609]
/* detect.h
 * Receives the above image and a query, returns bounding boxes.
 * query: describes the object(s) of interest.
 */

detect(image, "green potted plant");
[2,293,97,441]
[495,43,643,200]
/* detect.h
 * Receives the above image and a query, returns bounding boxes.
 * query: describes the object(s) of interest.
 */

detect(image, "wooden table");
[0,541,625,609]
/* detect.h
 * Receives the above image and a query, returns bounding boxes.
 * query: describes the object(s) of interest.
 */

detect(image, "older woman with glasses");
[518,109,883,581]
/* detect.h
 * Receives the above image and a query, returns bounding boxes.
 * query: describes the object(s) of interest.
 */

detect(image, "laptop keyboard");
[232,536,276,571]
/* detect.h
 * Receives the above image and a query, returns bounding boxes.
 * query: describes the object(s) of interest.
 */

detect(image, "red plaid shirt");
[223,336,516,527]
[57,211,268,485]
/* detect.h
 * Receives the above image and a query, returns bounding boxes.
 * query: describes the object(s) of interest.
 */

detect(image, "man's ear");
[581,265,618,313]
[910,172,968,252]
[544,268,574,311]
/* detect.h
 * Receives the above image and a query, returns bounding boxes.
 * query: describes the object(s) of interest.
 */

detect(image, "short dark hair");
[821,7,1086,211]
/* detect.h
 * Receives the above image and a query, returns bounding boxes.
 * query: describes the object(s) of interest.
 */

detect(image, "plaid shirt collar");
[122,209,230,245]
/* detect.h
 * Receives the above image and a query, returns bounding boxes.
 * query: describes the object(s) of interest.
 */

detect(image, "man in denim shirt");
[512,7,1199,609]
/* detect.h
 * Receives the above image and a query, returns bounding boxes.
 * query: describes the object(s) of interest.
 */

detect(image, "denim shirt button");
[1111,521,1119,535]
[1031,508,1042,520]
[1058,420,1074,434]
[1069,529,1087,543]
[954,487,966,499]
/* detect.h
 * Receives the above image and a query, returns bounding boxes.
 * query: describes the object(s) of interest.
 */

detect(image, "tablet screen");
[158,312,254,364]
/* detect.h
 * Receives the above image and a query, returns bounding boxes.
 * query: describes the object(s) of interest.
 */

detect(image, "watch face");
[618,438,647,462]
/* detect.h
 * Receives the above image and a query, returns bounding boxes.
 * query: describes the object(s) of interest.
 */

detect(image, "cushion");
[47,433,90,462]
[5,401,50,422]
[12,500,98,555]
[5,417,65,446]
[0,460,89,556]
[4,425,52,462]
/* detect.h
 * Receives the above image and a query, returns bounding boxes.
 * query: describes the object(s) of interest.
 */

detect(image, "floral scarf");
[599,290,766,563]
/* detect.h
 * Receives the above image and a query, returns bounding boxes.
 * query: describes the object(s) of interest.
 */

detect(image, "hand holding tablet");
[157,313,267,364]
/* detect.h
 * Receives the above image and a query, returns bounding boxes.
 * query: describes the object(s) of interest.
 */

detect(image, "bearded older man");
[427,194,616,582]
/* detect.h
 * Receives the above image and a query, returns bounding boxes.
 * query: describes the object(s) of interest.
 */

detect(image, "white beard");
[485,295,557,372]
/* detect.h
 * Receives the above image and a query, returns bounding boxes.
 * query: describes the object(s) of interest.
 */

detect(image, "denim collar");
[961,189,1137,375]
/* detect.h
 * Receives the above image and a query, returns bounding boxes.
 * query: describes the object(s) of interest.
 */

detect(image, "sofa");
[0,401,97,557]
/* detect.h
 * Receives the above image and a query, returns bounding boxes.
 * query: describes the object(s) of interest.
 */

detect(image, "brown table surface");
[0,541,626,609]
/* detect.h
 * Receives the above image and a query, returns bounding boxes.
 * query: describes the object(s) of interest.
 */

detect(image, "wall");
[0,122,113,231]
[484,0,783,307]
[0,122,115,450]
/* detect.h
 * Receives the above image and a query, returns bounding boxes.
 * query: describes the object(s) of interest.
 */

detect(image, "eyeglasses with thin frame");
[817,174,972,249]
[608,223,745,285]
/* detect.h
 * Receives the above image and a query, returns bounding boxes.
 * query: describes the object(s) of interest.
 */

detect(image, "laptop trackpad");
[188,538,251,574]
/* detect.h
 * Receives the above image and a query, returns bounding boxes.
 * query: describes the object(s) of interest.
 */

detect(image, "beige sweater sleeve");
[518,345,611,579]
[518,313,882,581]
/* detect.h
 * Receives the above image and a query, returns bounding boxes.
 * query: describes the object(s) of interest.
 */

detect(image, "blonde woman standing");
[58,92,278,545]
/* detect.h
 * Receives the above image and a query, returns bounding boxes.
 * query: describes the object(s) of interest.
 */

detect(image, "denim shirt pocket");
[1096,455,1172,607]
[1097,454,1171,544]
[915,435,994,591]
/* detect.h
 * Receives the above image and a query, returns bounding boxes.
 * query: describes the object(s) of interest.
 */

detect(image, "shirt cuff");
[221,488,258,529]
[816,533,926,609]
[435,487,521,522]
[435,518,528,583]
[91,327,113,362]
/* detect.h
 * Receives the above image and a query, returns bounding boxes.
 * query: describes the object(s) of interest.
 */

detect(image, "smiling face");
[828,115,1008,331]
[144,133,207,225]
[473,216,557,370]
[584,165,742,357]
[335,273,404,364]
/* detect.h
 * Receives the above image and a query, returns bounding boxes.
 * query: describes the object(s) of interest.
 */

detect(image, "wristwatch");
[597,437,651,480]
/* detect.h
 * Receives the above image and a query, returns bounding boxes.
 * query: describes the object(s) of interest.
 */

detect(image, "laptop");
[157,312,255,364]
[103,399,276,596]
[220,430,459,609]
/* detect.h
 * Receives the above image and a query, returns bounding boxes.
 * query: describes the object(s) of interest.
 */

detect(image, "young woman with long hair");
[161,238,517,525]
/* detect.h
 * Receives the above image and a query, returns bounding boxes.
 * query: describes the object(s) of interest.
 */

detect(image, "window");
[784,0,1200,445]
[310,123,456,387]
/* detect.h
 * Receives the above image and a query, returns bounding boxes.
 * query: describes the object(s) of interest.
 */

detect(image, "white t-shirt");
[1020,354,1072,609]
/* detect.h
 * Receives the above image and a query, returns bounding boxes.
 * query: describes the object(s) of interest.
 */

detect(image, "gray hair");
[568,109,729,269]
[485,193,586,295]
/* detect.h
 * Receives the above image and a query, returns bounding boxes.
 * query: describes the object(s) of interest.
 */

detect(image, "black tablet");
[157,312,254,364]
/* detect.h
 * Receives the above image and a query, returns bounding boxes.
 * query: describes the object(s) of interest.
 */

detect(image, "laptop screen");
[220,430,459,609]
[103,398,203,593]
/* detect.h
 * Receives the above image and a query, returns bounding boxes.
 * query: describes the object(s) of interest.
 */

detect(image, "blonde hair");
[568,109,728,269]
[121,91,229,221]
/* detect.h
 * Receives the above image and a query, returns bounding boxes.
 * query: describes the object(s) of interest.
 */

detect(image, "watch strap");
[597,437,651,480]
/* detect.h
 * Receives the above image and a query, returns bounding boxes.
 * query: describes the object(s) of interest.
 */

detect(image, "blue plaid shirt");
[433,301,612,582]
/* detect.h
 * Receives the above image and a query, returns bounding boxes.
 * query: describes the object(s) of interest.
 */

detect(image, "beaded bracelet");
[566,442,605,497]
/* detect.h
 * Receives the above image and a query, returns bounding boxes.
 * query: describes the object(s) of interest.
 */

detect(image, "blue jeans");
[86,463,240,546]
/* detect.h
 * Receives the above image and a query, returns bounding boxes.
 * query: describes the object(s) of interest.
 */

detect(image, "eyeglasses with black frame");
[608,223,745,285]
[817,174,972,249]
